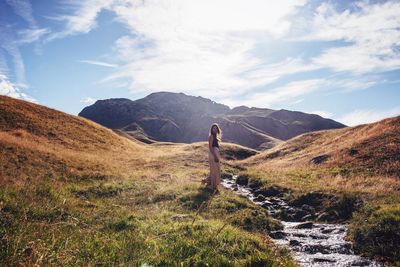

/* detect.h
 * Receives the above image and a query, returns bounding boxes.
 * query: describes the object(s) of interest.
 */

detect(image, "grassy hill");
[237,116,400,199]
[0,96,294,266]
[233,116,400,264]
[0,95,150,186]
[246,116,399,176]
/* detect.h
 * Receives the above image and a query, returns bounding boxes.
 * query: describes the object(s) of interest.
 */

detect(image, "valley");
[1,95,399,266]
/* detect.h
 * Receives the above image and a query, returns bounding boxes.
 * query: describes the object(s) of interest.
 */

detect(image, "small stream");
[221,175,384,267]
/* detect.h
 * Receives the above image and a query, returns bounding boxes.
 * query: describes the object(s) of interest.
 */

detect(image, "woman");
[202,123,222,192]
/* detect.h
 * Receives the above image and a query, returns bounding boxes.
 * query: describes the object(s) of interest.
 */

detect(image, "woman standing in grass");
[202,123,222,192]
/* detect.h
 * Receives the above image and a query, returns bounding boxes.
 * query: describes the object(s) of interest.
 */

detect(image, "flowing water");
[221,176,384,267]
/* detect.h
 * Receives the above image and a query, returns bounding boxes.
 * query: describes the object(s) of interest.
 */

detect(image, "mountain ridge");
[79,92,346,150]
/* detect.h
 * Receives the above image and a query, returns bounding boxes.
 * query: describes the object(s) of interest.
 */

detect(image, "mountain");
[79,92,345,150]
[245,115,400,177]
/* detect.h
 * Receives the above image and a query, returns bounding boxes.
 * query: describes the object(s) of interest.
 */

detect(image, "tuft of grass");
[70,183,126,199]
[105,217,136,232]
[229,209,282,233]
[348,205,400,265]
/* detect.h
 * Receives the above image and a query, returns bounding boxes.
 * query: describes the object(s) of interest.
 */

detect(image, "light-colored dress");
[208,138,221,189]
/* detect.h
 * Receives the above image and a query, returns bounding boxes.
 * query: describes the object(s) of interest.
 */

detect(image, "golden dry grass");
[244,116,400,176]
[232,116,400,207]
[241,167,400,203]
[0,95,152,185]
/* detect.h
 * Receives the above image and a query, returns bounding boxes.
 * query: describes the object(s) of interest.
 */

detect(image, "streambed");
[221,175,384,267]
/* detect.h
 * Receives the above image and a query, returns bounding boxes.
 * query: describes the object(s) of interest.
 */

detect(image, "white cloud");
[1,0,49,92]
[237,58,318,89]
[309,110,334,118]
[0,36,27,88]
[302,1,400,74]
[79,60,118,68]
[0,72,36,102]
[44,0,400,109]
[17,28,50,44]
[80,97,97,105]
[0,53,9,73]
[49,0,308,98]
[4,0,50,44]
[46,0,114,41]
[108,0,308,96]
[5,0,36,27]
[110,0,306,38]
[222,75,380,109]
[331,77,378,92]
[224,79,325,108]
[50,1,396,97]
[335,107,400,126]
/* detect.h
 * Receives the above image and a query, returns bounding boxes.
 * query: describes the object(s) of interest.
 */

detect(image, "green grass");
[69,183,129,199]
[0,171,296,266]
[178,186,283,234]
[348,205,400,265]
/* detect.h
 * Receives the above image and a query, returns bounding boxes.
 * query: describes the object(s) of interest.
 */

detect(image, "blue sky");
[1,0,399,126]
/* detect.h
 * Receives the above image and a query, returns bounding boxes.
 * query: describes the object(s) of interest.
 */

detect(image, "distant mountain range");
[78,92,346,150]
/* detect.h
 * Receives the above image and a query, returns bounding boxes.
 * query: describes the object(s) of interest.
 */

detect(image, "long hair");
[209,123,222,141]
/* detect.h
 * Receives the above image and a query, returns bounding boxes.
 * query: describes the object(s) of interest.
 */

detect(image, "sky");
[0,0,399,126]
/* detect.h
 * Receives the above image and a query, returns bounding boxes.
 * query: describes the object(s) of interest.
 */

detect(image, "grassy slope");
[0,96,149,186]
[246,116,399,175]
[239,116,400,199]
[0,96,295,266]
[236,116,400,264]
